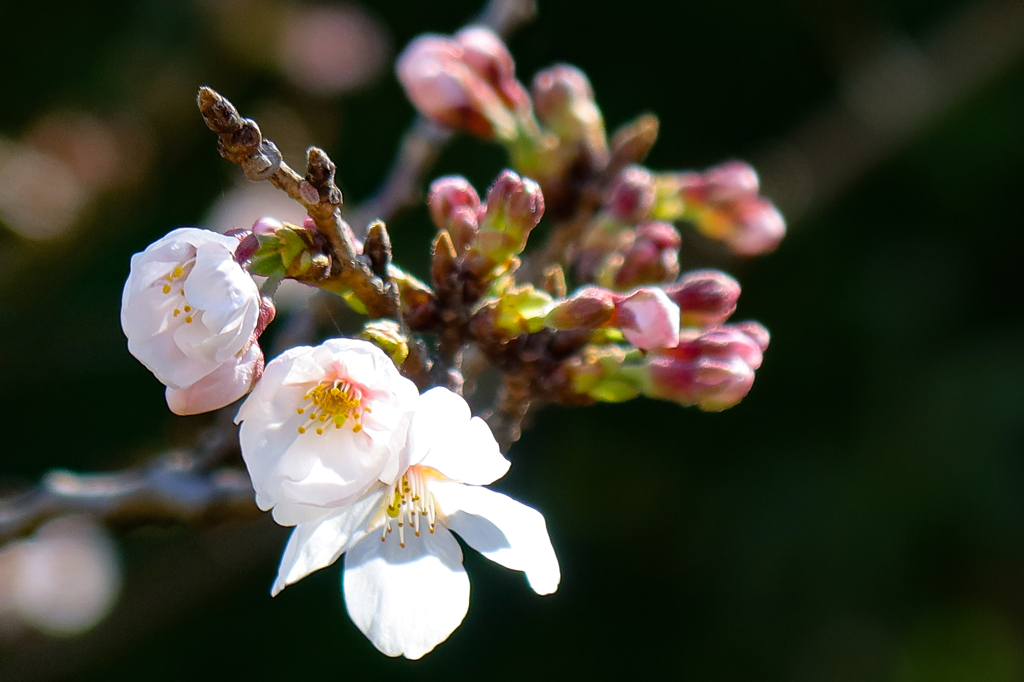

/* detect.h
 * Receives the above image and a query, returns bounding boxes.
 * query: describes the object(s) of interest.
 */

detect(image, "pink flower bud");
[664,269,741,327]
[546,286,616,330]
[613,287,680,350]
[397,33,521,141]
[428,174,483,235]
[673,161,786,257]
[471,169,548,274]
[612,221,681,289]
[532,64,595,124]
[454,27,531,115]
[728,197,786,257]
[605,165,656,223]
[644,324,766,410]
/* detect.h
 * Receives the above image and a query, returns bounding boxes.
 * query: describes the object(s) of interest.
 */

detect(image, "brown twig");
[197,87,395,319]
[0,461,259,544]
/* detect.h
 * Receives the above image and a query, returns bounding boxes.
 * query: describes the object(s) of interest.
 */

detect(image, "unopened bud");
[531,64,608,160]
[640,324,767,411]
[605,165,657,223]
[611,221,681,289]
[359,320,410,366]
[428,176,481,251]
[669,161,786,256]
[397,35,519,141]
[559,344,637,403]
[466,170,545,278]
[665,269,741,327]
[613,287,680,350]
[454,26,531,115]
[546,286,616,330]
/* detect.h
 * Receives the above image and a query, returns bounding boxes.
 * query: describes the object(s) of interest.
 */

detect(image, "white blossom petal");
[238,339,419,524]
[165,342,262,415]
[410,387,510,486]
[271,487,383,596]
[433,481,560,595]
[343,524,468,659]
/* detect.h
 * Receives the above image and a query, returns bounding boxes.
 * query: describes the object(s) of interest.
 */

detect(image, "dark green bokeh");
[1,0,1023,679]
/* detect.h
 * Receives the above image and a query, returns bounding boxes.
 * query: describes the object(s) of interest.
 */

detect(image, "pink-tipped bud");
[643,324,767,411]
[454,26,531,115]
[532,64,595,123]
[665,269,741,327]
[728,197,786,257]
[531,64,607,159]
[427,176,481,250]
[701,161,760,202]
[675,161,786,257]
[466,170,545,278]
[397,34,518,141]
[613,287,680,350]
[546,286,617,330]
[731,320,770,352]
[606,165,657,223]
[612,221,681,289]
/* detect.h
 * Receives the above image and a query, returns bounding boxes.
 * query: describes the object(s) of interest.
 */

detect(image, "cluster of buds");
[111,10,788,658]
[654,161,786,256]
[427,170,545,301]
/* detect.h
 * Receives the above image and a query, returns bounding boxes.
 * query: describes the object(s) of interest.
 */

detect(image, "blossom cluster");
[119,24,783,659]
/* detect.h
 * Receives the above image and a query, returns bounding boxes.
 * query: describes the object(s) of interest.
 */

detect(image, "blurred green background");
[2,0,1024,679]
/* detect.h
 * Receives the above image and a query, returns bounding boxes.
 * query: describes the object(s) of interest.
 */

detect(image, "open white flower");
[121,227,263,414]
[267,387,560,660]
[236,338,420,526]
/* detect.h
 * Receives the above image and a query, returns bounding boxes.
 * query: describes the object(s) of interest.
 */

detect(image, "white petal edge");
[412,387,510,486]
[271,488,383,596]
[433,481,560,595]
[343,525,468,659]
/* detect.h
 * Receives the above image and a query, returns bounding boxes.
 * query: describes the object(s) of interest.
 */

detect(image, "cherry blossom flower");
[121,227,264,414]
[259,385,560,659]
[236,338,420,526]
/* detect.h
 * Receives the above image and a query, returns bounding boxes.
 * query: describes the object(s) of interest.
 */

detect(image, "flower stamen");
[295,379,366,435]
[380,467,436,548]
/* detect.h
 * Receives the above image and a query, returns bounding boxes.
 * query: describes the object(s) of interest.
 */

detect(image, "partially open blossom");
[237,338,419,526]
[264,387,559,659]
[397,28,527,142]
[639,323,768,411]
[614,287,680,350]
[121,227,264,414]
[669,161,786,256]
[664,269,741,328]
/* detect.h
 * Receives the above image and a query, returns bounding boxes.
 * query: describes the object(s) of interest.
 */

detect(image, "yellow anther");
[184,316,193,324]
[183,305,192,313]
[297,426,306,434]
[173,309,180,317]
[294,379,365,436]
[353,424,362,433]
[172,266,183,278]
[316,428,323,435]
[162,284,171,294]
